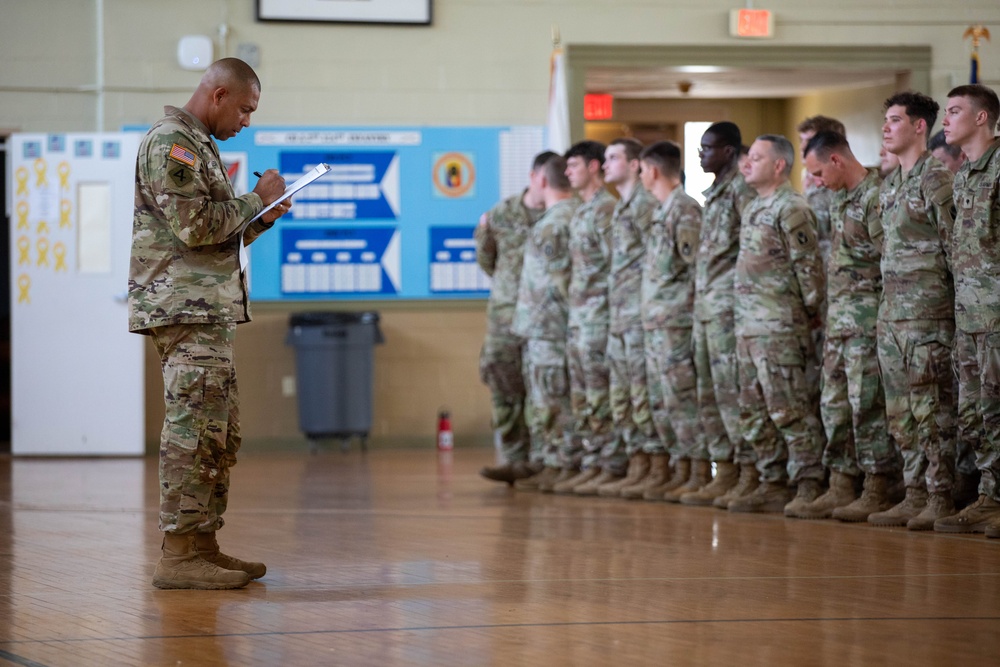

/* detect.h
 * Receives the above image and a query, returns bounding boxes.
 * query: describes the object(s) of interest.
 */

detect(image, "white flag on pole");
[545,48,570,154]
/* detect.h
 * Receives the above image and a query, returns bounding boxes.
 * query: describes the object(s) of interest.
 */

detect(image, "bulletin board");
[126,124,545,302]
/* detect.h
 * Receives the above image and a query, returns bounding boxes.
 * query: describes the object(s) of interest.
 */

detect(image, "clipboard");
[242,162,332,232]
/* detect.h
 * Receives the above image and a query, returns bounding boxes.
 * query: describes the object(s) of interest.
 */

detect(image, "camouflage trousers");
[522,338,572,468]
[150,322,240,535]
[479,328,530,463]
[877,318,956,493]
[565,324,613,471]
[954,329,1000,500]
[693,315,753,464]
[645,327,700,459]
[821,333,898,476]
[737,334,824,484]
[605,326,659,473]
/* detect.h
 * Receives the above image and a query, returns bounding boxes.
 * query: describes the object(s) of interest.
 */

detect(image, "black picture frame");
[256,0,432,26]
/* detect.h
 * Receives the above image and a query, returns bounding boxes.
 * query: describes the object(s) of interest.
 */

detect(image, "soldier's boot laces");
[907,492,955,531]
[153,533,250,590]
[196,532,267,579]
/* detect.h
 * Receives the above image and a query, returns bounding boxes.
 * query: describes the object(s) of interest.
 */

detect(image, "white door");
[9,132,144,455]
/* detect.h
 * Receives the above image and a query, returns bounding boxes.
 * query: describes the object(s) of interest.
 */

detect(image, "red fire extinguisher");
[437,409,454,451]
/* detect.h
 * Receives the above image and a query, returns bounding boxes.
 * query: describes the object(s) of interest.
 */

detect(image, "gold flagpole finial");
[964,25,991,50]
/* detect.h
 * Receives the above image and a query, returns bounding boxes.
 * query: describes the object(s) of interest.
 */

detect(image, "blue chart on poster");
[199,125,543,301]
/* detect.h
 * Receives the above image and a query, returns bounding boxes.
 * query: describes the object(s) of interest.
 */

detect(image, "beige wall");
[4,0,1000,449]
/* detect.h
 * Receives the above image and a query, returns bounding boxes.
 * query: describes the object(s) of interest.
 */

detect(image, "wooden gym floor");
[0,447,997,666]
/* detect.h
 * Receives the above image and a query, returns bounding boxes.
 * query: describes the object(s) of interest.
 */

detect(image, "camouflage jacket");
[475,191,544,332]
[952,139,1000,333]
[608,184,658,334]
[826,168,883,337]
[695,168,756,321]
[129,106,268,333]
[735,182,825,338]
[805,181,835,256]
[641,187,702,330]
[511,197,579,340]
[875,152,954,322]
[568,187,617,332]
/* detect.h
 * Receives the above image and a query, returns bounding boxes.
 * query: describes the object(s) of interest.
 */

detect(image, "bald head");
[200,58,260,96]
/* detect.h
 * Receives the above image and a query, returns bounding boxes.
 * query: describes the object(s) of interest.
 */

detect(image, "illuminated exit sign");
[584,93,614,121]
[729,9,774,38]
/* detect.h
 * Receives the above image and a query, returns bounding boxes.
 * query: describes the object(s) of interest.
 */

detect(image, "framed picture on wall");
[257,0,432,25]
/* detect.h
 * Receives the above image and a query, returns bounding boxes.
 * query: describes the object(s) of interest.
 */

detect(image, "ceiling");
[586,65,902,99]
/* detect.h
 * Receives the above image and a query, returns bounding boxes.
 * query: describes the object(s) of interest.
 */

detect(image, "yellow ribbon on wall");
[36,219,50,235]
[16,167,29,196]
[58,161,71,189]
[17,237,31,266]
[34,158,48,187]
[36,238,50,268]
[53,242,68,272]
[60,199,72,228]
[16,201,30,231]
[17,274,31,305]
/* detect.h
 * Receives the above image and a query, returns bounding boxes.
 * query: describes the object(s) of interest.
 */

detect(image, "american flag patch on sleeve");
[168,143,197,168]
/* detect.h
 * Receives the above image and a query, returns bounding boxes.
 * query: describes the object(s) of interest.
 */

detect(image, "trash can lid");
[289,311,380,327]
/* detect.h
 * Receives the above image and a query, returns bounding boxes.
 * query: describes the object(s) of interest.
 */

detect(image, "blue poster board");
[125,125,543,301]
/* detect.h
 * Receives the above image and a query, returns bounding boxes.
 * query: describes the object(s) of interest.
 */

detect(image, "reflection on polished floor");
[0,447,998,666]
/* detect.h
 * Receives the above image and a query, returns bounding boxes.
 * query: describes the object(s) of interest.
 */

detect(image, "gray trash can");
[286,311,384,450]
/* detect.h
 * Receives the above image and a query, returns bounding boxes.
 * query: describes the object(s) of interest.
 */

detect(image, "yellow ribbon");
[16,167,29,195]
[58,161,71,189]
[36,238,50,267]
[17,274,30,305]
[53,242,68,272]
[34,158,48,187]
[16,201,30,230]
[36,219,50,235]
[60,199,72,228]
[17,237,31,265]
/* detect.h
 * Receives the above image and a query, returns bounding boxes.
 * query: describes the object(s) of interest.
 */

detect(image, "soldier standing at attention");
[509,154,581,491]
[586,138,660,498]
[688,122,759,508]
[729,135,826,515]
[797,115,846,265]
[935,84,1000,535]
[796,131,897,521]
[628,141,705,502]
[477,153,550,485]
[129,58,290,590]
[550,141,619,494]
[869,91,958,530]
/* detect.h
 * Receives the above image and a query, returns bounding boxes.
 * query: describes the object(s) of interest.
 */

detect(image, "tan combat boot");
[934,494,1000,533]
[907,492,956,531]
[621,454,669,500]
[783,479,824,518]
[153,533,251,590]
[195,532,267,580]
[868,487,928,527]
[791,471,858,519]
[541,468,577,493]
[655,458,691,502]
[598,452,651,498]
[479,461,539,485]
[664,459,711,503]
[713,463,760,509]
[680,461,738,506]
[727,480,793,514]
[553,467,601,494]
[514,466,562,492]
[574,468,624,496]
[832,472,892,522]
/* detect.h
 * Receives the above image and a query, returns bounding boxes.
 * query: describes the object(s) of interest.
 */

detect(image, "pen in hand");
[253,171,264,178]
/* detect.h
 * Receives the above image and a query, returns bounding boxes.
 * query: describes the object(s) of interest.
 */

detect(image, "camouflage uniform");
[874,153,956,494]
[821,168,896,476]
[564,188,617,470]
[805,182,835,266]
[129,105,270,535]
[693,170,756,465]
[511,197,579,467]
[951,138,1000,500]
[735,182,826,484]
[475,192,544,463]
[605,185,659,474]
[641,188,702,461]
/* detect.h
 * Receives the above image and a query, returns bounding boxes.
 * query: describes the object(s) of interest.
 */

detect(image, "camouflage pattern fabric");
[735,183,825,483]
[522,338,572,468]
[878,318,956,493]
[640,187,701,330]
[820,167,895,476]
[645,327,698,459]
[129,106,267,333]
[608,185,658,334]
[566,325,612,471]
[606,327,659,465]
[568,187,617,330]
[692,315,753,464]
[737,334,825,484]
[476,191,542,463]
[952,139,1000,499]
[805,181,835,266]
[151,322,239,534]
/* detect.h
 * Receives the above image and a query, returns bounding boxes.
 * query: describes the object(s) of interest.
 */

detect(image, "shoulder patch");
[168,143,197,168]
[168,163,194,188]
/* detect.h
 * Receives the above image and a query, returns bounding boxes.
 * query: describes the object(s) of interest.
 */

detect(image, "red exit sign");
[584,93,614,121]
[729,9,774,38]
